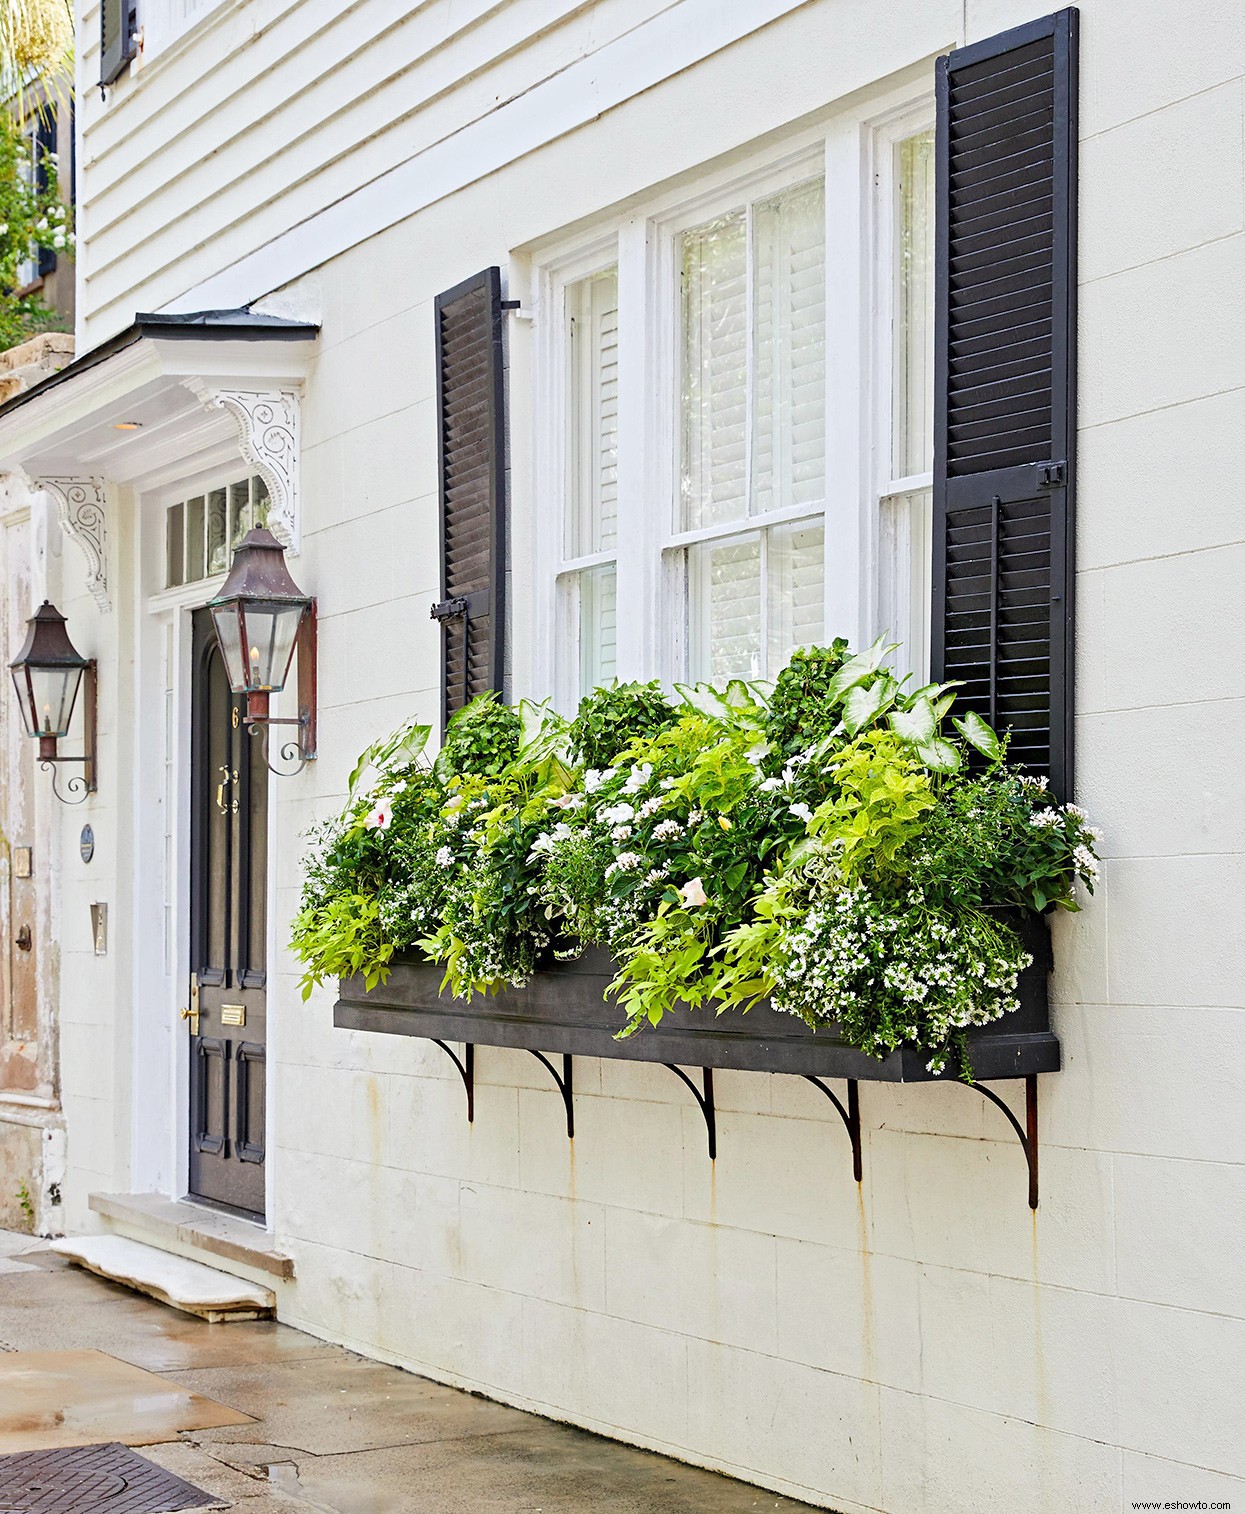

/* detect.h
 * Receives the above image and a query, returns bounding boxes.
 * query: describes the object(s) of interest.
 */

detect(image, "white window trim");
[524,80,935,708]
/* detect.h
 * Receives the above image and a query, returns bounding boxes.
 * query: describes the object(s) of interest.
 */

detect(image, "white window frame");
[524,81,935,708]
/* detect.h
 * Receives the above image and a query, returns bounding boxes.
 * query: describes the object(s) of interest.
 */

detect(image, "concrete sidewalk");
[0,1232,819,1512]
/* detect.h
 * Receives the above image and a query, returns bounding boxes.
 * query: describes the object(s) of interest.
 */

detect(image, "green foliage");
[568,681,678,770]
[435,693,522,779]
[291,645,1102,1077]
[0,112,73,354]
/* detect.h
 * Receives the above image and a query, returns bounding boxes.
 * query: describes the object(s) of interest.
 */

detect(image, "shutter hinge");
[430,596,469,622]
[1037,462,1066,488]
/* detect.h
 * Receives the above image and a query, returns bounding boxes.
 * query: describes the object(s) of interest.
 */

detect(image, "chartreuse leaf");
[952,710,1004,762]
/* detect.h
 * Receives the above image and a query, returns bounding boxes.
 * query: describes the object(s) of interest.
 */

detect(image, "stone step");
[50,1235,275,1323]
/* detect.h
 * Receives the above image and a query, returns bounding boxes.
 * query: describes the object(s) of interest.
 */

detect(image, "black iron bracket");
[431,1040,474,1122]
[528,1051,574,1138]
[803,1076,862,1183]
[972,1074,1039,1209]
[665,1065,716,1159]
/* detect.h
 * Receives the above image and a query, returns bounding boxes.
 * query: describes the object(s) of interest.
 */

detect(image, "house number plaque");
[13,847,31,879]
[221,1004,246,1027]
[80,825,94,864]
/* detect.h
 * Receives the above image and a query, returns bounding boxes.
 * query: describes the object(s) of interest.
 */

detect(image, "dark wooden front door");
[188,609,268,1217]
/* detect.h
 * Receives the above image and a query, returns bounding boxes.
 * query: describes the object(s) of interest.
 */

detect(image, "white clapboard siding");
[76,0,721,335]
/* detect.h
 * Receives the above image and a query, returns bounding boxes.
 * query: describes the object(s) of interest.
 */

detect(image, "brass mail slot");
[220,1004,246,1027]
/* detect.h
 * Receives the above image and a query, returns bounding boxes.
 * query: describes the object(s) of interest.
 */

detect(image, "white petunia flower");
[678,877,708,907]
[364,805,392,831]
[622,763,654,795]
[600,801,635,826]
[758,775,783,792]
[584,768,606,792]
[789,802,813,824]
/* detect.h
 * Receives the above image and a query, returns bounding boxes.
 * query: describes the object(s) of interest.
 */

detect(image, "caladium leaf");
[843,676,894,734]
[953,710,1004,762]
[889,697,938,746]
[824,635,898,703]
[916,736,962,773]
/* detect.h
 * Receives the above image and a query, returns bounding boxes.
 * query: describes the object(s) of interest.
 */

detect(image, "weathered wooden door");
[188,608,267,1217]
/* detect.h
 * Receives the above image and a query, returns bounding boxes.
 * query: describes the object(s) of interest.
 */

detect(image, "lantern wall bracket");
[38,658,98,805]
[802,1075,862,1183]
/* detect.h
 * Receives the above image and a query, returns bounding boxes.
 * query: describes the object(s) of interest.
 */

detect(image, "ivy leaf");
[952,710,1003,762]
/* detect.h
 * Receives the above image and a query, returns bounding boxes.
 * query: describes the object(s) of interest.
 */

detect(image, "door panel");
[188,609,267,1217]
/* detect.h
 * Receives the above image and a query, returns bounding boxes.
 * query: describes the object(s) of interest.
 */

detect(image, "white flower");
[606,851,644,875]
[678,876,708,908]
[1064,803,1088,820]
[551,793,584,810]
[1073,844,1100,879]
[622,763,653,795]
[529,822,574,858]
[789,802,813,824]
[584,768,606,792]
[638,796,664,819]
[758,775,783,792]
[444,792,465,812]
[600,801,635,826]
[1017,773,1048,791]
[435,846,454,866]
[364,805,392,831]
[1029,808,1062,830]
[653,818,683,841]
[610,824,633,843]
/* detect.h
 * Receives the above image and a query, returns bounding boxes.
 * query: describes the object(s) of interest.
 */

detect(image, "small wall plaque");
[80,825,94,864]
[13,847,31,879]
[220,1004,246,1027]
[90,902,108,957]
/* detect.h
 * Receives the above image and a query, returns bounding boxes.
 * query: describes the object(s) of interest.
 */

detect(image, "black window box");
[334,913,1058,1083]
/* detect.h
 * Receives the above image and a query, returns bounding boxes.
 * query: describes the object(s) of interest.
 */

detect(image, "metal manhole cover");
[0,1443,216,1513]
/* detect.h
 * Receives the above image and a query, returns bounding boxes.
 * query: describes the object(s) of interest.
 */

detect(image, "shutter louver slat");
[932,8,1077,800]
[434,267,508,734]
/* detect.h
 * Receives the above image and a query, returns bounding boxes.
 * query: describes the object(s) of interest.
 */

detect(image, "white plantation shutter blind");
[579,563,618,687]
[689,537,762,680]
[571,270,620,555]
[752,181,826,515]
[681,212,748,530]
[768,520,824,667]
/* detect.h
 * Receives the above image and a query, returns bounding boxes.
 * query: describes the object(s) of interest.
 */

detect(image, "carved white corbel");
[37,477,111,612]
[184,381,301,553]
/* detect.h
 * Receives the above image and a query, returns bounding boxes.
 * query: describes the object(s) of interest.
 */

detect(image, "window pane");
[877,488,933,685]
[895,130,935,478]
[229,478,251,550]
[577,562,618,691]
[185,496,206,582]
[680,210,747,530]
[768,519,824,674]
[752,179,826,515]
[165,503,185,588]
[688,534,762,682]
[206,488,228,574]
[568,269,619,557]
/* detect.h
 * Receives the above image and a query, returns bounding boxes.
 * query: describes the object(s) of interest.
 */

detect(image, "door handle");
[180,1006,200,1035]
[216,765,239,815]
[14,925,31,952]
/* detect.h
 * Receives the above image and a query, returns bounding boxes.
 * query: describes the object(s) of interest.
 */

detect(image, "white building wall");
[48,0,1245,1511]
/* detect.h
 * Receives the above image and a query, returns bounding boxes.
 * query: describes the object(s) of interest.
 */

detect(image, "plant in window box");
[292,645,1099,1080]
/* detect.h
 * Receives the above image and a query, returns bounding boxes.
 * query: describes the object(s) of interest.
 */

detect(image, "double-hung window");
[535,99,935,707]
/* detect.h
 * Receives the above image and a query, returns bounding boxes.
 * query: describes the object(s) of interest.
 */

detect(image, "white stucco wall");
[45,1,1245,1511]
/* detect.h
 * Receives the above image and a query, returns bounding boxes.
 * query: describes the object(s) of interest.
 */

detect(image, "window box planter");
[334,913,1056,1084]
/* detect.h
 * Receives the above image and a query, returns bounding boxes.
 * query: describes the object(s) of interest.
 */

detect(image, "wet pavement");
[0,1232,818,1512]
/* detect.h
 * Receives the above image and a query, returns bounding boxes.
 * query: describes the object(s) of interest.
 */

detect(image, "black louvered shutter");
[432,267,508,735]
[932,8,1077,798]
[101,0,139,87]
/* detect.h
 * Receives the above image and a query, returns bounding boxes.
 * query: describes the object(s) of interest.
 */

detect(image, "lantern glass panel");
[210,604,249,691]
[11,663,82,738]
[239,601,303,692]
